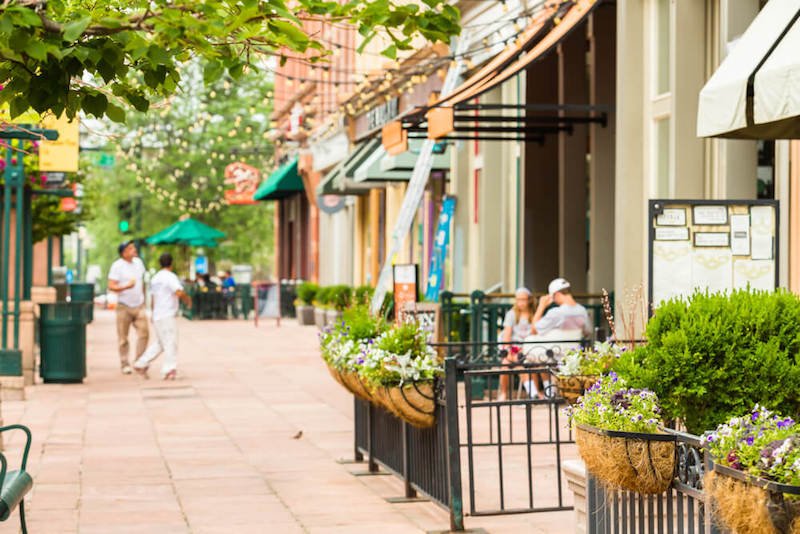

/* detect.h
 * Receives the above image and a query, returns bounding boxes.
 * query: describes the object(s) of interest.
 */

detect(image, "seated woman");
[497,287,535,401]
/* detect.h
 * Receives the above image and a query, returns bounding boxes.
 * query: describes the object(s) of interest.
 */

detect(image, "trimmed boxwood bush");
[354,285,374,306]
[617,289,800,434]
[330,285,353,311]
[314,286,333,308]
[297,282,319,306]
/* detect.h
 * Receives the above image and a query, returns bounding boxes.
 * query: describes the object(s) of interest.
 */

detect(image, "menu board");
[649,200,778,308]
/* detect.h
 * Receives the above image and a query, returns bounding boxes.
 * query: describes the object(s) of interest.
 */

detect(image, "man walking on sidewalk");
[108,241,148,375]
[135,253,191,380]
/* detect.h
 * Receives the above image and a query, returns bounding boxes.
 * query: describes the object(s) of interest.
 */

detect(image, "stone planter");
[314,307,327,330]
[296,304,315,326]
[562,460,587,534]
[326,309,342,326]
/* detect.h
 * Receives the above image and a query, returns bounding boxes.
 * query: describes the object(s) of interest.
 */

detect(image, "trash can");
[69,283,95,322]
[39,303,91,383]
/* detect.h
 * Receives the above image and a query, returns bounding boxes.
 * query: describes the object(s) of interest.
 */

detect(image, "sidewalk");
[1,309,577,533]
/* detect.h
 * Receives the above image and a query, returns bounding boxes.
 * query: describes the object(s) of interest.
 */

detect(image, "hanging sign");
[224,162,259,205]
[424,195,457,302]
[39,113,79,172]
[393,264,418,322]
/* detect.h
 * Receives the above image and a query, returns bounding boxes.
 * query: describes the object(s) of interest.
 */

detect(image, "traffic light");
[118,200,132,234]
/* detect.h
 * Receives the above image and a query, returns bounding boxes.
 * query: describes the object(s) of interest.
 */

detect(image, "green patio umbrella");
[146,217,225,247]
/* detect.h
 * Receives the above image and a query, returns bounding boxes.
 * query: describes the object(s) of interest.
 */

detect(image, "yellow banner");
[39,113,80,172]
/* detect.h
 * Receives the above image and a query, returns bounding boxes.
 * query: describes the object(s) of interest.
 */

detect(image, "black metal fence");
[586,429,718,533]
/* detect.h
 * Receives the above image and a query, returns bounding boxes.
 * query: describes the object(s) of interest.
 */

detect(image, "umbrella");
[146,217,225,247]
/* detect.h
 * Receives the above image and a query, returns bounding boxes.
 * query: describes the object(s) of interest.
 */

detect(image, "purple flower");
[746,436,755,446]
[707,434,715,443]
[778,418,794,429]
[752,411,760,422]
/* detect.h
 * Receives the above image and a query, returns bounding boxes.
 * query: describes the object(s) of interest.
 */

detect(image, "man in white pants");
[134,253,191,380]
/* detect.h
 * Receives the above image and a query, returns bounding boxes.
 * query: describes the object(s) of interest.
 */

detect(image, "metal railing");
[587,428,719,533]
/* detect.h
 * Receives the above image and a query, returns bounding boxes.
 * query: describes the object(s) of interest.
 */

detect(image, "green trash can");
[39,303,91,383]
[69,283,95,322]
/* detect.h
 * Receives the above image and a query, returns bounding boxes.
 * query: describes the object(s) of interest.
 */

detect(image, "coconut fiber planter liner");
[555,375,598,404]
[575,424,676,494]
[382,382,437,429]
[706,463,800,534]
[340,371,374,402]
[325,362,346,389]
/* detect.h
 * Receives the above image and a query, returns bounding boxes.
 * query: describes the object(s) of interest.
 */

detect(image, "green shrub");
[297,282,319,306]
[354,285,374,306]
[330,285,353,311]
[618,289,800,434]
[314,286,333,307]
[341,305,386,340]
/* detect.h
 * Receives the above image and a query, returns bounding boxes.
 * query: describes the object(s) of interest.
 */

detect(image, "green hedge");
[617,289,800,434]
[296,282,319,306]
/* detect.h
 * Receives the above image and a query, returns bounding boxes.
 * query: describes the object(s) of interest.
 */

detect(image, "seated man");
[520,278,592,399]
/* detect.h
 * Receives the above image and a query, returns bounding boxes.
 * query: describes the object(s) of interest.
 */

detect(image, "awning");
[315,141,385,196]
[352,141,450,183]
[254,158,304,201]
[382,0,606,144]
[697,2,800,139]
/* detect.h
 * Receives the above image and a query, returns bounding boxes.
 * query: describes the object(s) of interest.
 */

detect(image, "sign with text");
[39,113,79,172]
[393,264,418,322]
[401,302,441,344]
[224,162,259,205]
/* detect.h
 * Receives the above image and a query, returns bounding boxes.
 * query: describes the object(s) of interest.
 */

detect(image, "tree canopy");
[0,0,460,122]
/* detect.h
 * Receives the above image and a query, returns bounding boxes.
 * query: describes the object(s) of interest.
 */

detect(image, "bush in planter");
[314,286,333,309]
[296,282,319,306]
[354,285,374,306]
[568,373,675,494]
[330,285,353,312]
[616,289,800,435]
[703,405,800,534]
[360,321,443,428]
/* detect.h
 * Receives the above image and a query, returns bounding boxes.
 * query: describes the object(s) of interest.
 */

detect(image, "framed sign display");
[649,199,779,309]
[393,264,418,322]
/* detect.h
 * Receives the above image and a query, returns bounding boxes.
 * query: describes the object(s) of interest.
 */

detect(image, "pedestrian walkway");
[0,309,577,533]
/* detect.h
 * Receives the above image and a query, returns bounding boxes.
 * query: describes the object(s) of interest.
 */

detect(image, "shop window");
[757,140,775,199]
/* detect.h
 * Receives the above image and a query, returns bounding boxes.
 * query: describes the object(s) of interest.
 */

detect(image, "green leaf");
[105,103,125,123]
[82,91,108,117]
[24,40,47,61]
[381,44,397,59]
[63,17,91,42]
[204,60,224,83]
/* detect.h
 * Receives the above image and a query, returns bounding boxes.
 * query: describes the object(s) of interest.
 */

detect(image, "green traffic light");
[119,220,130,233]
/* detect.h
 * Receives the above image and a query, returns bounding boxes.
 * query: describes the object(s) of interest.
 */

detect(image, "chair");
[518,329,584,399]
[0,424,33,534]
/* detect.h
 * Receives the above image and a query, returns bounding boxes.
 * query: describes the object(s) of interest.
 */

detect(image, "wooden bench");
[0,425,33,534]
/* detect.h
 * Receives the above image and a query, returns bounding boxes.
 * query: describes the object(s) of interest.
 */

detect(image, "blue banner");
[425,195,457,302]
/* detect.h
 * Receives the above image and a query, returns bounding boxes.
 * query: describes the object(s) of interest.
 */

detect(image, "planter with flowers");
[556,341,623,404]
[359,322,443,428]
[319,305,386,402]
[568,372,676,494]
[703,405,800,534]
[295,282,318,326]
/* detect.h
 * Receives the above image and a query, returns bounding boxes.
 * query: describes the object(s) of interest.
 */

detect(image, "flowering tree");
[0,0,460,121]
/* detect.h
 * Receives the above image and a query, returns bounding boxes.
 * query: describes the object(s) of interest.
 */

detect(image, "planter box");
[314,307,327,330]
[562,460,587,534]
[326,309,342,326]
[296,304,314,325]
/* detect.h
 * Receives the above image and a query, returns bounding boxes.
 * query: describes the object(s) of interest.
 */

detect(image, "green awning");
[315,141,385,196]
[254,158,303,201]
[351,141,450,183]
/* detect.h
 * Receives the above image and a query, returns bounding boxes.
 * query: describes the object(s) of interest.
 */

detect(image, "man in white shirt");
[108,241,149,374]
[134,253,191,380]
[532,277,592,337]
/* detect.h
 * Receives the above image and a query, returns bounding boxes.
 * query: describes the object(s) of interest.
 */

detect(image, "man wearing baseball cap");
[107,241,149,374]
[531,277,592,337]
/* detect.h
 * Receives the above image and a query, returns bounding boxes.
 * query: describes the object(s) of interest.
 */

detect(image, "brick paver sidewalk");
[0,309,575,533]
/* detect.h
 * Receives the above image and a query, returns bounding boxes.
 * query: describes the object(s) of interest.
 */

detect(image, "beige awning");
[697,2,800,139]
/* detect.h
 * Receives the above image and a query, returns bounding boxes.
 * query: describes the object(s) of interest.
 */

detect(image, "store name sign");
[366,98,399,131]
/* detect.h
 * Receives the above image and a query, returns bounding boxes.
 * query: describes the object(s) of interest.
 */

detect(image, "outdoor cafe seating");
[180,284,252,320]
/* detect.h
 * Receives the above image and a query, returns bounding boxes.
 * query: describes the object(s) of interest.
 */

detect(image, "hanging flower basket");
[340,371,374,403]
[384,381,437,428]
[575,424,676,494]
[369,385,398,416]
[325,362,346,389]
[555,374,598,404]
[706,463,800,534]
